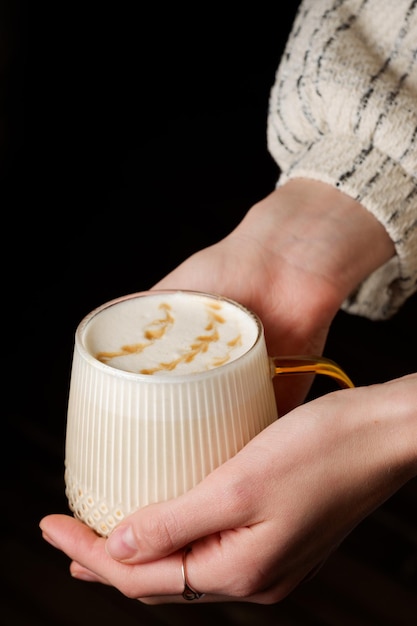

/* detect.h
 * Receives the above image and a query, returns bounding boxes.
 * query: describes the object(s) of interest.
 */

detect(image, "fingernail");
[71,568,99,583]
[106,525,137,561]
[39,522,60,549]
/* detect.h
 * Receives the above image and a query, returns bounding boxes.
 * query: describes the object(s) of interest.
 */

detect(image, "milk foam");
[83,292,259,376]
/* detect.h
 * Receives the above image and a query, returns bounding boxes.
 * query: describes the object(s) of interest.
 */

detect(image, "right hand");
[41,373,417,603]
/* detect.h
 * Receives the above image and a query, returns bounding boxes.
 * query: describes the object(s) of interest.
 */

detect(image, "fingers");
[39,514,263,602]
[105,457,259,564]
[40,514,185,598]
[39,427,284,602]
[70,562,109,584]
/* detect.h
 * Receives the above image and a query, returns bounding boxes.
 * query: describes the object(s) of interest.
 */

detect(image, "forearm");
[382,374,417,478]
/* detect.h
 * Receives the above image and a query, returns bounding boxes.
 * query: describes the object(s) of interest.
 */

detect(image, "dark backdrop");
[3,3,416,625]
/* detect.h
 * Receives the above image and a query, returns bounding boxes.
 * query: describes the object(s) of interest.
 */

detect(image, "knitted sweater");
[267,0,417,320]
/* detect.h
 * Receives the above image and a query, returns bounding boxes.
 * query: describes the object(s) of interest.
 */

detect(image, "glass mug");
[65,290,353,536]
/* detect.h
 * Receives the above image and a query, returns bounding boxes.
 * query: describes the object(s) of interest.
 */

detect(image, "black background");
[3,2,417,624]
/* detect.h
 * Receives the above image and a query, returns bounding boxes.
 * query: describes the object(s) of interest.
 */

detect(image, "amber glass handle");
[272,356,354,389]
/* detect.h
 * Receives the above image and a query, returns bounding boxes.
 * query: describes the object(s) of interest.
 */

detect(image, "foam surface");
[83,292,259,375]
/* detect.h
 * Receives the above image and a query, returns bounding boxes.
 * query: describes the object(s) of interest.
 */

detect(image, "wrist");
[240,179,395,311]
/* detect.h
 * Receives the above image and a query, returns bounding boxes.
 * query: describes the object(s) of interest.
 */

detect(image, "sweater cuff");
[276,136,417,320]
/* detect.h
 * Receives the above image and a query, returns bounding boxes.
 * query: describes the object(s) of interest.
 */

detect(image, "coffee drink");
[65,291,277,536]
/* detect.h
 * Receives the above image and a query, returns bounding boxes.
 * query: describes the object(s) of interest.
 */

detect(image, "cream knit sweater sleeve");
[267,0,417,320]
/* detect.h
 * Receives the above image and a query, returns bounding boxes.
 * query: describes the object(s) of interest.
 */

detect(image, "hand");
[154,179,394,413]
[40,374,417,604]
[40,178,398,603]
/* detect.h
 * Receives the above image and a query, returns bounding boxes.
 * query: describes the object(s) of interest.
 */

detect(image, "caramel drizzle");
[96,301,242,374]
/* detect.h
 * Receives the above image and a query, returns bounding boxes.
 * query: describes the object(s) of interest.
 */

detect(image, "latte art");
[83,291,259,376]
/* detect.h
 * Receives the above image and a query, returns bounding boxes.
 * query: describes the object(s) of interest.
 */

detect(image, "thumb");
[105,458,254,564]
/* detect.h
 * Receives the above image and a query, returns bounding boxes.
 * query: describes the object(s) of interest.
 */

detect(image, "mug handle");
[272,355,354,389]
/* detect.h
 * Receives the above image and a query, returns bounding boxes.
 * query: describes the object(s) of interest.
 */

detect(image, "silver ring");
[181,548,205,601]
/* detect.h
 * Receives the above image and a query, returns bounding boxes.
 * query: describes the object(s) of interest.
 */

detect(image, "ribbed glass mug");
[64,290,353,536]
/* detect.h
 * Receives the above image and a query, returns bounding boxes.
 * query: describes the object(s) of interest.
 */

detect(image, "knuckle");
[220,472,257,519]
[212,551,265,599]
[120,583,141,599]
[138,507,182,555]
